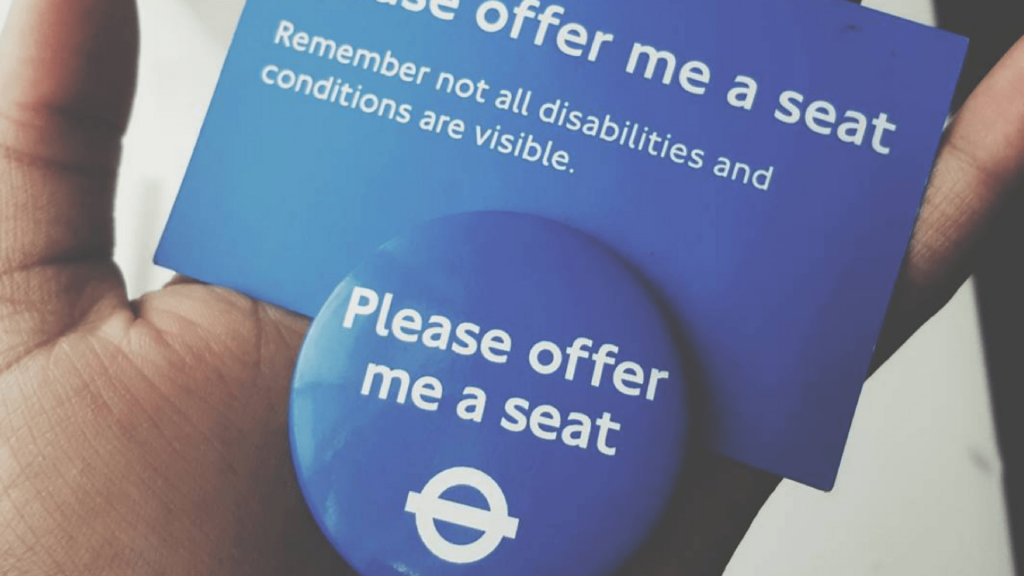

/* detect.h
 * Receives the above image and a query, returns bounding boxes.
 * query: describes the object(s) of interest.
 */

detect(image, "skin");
[0,0,1021,573]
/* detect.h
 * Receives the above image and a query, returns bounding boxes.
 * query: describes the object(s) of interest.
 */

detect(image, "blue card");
[156,0,966,490]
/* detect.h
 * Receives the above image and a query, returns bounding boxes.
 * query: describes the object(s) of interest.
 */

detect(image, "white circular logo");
[404,467,521,564]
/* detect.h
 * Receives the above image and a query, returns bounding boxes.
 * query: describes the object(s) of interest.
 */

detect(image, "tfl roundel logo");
[405,467,520,564]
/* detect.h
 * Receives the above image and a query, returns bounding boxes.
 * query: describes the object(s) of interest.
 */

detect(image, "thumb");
[0,0,139,273]
[0,0,138,134]
[0,0,139,369]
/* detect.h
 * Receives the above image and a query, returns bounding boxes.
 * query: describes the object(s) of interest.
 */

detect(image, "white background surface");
[0,0,1016,574]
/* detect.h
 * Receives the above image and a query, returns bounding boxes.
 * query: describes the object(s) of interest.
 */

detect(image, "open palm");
[1,0,1022,574]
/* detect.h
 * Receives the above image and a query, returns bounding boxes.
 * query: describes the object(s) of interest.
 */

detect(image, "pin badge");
[290,212,689,576]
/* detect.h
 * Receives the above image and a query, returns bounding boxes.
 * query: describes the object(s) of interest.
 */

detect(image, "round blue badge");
[291,212,688,576]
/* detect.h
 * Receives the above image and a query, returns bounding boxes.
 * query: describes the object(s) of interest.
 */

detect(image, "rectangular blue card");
[156,0,966,489]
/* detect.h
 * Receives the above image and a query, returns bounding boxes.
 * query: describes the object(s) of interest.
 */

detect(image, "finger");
[873,35,1024,368]
[616,453,780,576]
[0,0,139,274]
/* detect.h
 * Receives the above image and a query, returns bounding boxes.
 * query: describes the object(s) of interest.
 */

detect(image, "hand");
[0,1,1021,574]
